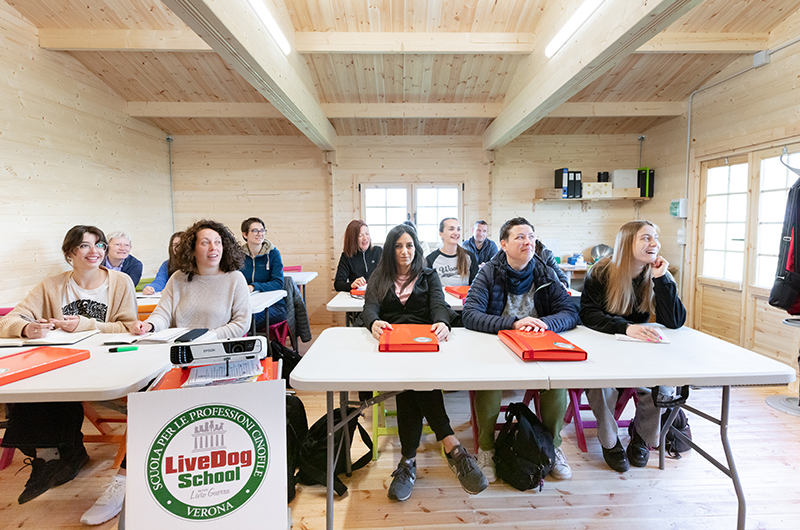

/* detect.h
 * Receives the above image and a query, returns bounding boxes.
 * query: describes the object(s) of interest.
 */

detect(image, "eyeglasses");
[78,242,108,251]
[250,229,266,235]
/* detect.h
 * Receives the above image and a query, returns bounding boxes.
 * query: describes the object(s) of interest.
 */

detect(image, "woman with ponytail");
[426,218,478,286]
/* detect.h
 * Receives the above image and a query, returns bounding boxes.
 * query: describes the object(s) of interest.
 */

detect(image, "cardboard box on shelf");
[612,187,641,198]
[535,188,565,199]
[583,182,612,198]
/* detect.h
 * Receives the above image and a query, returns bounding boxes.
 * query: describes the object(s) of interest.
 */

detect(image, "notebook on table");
[378,324,439,352]
[0,329,99,348]
[498,330,587,361]
[444,286,470,299]
[0,346,91,386]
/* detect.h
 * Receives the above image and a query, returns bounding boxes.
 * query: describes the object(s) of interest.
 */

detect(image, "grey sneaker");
[550,447,572,480]
[476,448,496,483]
[446,445,488,495]
[388,459,416,501]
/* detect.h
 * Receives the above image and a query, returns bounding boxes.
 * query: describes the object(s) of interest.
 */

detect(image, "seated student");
[579,220,685,472]
[334,219,382,291]
[462,220,499,267]
[426,217,478,286]
[535,239,570,288]
[142,231,183,295]
[104,232,143,287]
[362,224,487,501]
[462,217,579,483]
[239,217,286,330]
[0,225,137,505]
[82,220,252,526]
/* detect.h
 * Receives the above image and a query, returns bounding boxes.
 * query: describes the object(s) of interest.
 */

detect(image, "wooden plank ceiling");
[5,0,800,146]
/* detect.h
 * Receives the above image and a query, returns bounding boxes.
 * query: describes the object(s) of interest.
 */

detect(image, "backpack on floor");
[296,406,372,496]
[493,402,555,491]
[286,394,308,502]
[660,408,692,459]
[270,339,302,385]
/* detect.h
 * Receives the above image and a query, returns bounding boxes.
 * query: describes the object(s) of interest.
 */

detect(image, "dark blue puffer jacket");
[462,251,579,334]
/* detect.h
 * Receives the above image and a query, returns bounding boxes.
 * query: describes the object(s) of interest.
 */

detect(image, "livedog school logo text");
[146,404,269,520]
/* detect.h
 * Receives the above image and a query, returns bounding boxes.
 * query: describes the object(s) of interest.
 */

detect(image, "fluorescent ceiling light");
[545,0,605,58]
[247,0,291,55]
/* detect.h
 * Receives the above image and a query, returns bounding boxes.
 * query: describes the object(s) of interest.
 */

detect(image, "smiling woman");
[104,231,143,287]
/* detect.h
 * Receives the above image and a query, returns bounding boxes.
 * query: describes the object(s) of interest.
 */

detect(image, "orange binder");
[445,286,470,299]
[498,330,587,361]
[350,287,366,296]
[379,324,439,352]
[0,347,91,386]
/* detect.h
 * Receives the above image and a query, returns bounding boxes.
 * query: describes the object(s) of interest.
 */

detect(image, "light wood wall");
[0,2,171,306]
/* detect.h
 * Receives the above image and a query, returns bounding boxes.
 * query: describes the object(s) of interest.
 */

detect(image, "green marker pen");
[109,346,138,353]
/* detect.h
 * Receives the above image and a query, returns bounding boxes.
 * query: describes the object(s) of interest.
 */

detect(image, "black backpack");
[493,402,555,491]
[769,155,800,314]
[661,408,692,459]
[296,406,373,496]
[270,339,302,385]
[286,394,308,502]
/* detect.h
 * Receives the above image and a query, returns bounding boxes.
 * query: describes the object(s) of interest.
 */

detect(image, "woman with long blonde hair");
[580,220,686,473]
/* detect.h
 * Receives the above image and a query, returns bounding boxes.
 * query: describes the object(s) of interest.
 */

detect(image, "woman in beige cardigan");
[0,225,137,506]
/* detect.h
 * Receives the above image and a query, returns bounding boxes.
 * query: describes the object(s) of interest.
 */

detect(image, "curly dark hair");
[175,220,245,281]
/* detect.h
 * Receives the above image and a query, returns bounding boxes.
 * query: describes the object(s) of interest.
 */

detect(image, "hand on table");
[142,286,155,295]
[371,320,392,340]
[512,317,548,332]
[431,322,449,342]
[129,320,154,335]
[351,277,367,289]
[49,315,80,333]
[626,324,663,342]
[22,319,54,339]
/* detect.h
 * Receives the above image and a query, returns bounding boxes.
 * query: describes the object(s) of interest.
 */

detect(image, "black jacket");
[579,267,686,335]
[334,246,382,291]
[362,268,451,330]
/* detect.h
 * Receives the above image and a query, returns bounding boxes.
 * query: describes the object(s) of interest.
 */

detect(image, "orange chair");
[563,388,636,452]
[137,303,157,321]
[468,390,541,453]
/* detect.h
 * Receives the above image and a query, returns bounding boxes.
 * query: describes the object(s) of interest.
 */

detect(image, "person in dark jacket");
[104,231,143,287]
[363,224,487,502]
[462,220,499,267]
[462,217,580,483]
[580,220,686,473]
[334,220,382,291]
[535,240,569,287]
[239,217,286,329]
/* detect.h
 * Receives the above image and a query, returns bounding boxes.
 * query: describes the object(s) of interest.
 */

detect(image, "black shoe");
[17,458,64,504]
[602,439,630,473]
[54,444,89,485]
[388,459,416,501]
[627,432,650,467]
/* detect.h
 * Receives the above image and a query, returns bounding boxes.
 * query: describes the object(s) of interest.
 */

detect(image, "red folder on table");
[0,346,90,386]
[350,287,366,297]
[379,324,439,352]
[444,286,470,299]
[498,330,586,361]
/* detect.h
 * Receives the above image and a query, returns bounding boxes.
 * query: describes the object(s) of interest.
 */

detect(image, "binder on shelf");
[0,346,91,386]
[554,168,569,198]
[378,324,439,352]
[498,330,587,361]
[567,171,576,198]
[575,171,582,198]
[444,286,470,299]
[638,167,654,198]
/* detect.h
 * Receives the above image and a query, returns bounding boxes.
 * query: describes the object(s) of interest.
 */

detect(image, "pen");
[109,346,138,353]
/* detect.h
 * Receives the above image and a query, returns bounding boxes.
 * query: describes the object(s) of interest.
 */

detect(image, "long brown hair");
[175,220,245,281]
[365,225,424,306]
[593,220,658,315]
[343,220,371,258]
[439,217,470,278]
[167,231,185,277]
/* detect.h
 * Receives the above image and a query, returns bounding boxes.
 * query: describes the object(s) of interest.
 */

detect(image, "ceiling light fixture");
[247,0,291,55]
[545,0,606,58]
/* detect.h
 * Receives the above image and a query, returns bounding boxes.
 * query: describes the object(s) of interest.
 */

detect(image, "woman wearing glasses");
[0,225,137,504]
[240,217,285,330]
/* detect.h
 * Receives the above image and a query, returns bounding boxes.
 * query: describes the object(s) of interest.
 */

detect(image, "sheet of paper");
[0,329,99,347]
[615,329,670,344]
[182,358,263,387]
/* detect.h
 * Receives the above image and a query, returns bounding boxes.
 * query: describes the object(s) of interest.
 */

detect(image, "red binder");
[379,324,439,352]
[444,286,470,299]
[498,330,586,361]
[0,347,91,386]
[350,287,366,296]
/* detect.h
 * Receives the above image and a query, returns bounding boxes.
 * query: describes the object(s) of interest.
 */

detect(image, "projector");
[170,336,268,367]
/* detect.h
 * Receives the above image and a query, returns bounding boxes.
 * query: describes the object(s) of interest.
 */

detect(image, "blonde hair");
[439,217,469,278]
[594,220,658,316]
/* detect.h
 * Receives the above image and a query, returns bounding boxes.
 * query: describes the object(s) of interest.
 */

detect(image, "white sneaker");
[550,447,572,480]
[81,474,126,525]
[476,448,496,483]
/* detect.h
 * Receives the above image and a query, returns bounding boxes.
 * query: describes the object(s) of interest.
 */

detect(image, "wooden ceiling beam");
[38,29,212,52]
[161,0,336,151]
[484,0,703,151]
[127,102,284,118]
[295,32,536,54]
[637,32,769,53]
[547,102,685,118]
[321,103,503,118]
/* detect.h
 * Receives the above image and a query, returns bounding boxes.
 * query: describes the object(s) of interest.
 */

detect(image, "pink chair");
[564,388,636,452]
[283,265,302,272]
[468,390,541,453]
[268,320,295,351]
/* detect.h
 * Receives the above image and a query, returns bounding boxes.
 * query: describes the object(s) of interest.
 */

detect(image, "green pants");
[474,388,567,450]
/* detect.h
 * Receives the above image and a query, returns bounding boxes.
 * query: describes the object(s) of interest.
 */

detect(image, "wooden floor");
[1,384,799,529]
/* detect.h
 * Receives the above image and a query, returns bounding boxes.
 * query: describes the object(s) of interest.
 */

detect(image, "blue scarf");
[506,261,534,295]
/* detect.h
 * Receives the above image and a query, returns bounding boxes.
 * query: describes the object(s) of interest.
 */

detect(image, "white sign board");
[127,380,287,528]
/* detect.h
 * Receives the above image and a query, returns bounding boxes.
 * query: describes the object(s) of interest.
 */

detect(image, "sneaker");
[550,447,572,480]
[387,459,416,501]
[17,457,64,504]
[627,432,650,468]
[54,444,89,486]
[81,475,126,525]
[601,439,630,473]
[446,445,488,495]
[476,448,496,483]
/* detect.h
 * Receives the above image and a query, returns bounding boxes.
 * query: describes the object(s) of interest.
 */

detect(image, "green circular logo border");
[146,404,269,521]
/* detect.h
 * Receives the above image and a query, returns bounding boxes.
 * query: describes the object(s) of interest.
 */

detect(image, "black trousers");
[1,402,84,457]
[395,390,454,459]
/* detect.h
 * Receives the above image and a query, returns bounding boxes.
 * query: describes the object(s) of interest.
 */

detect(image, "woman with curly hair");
[130,219,251,339]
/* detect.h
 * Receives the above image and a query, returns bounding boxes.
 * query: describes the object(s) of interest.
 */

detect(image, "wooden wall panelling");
[0,2,172,305]
[697,284,742,343]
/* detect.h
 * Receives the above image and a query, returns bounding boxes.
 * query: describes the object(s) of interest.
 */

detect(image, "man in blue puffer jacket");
[463,217,579,484]
[240,217,286,330]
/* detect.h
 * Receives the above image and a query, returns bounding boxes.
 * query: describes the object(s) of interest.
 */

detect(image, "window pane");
[704,223,727,251]
[417,188,437,207]
[418,225,439,245]
[438,188,459,206]
[760,190,788,223]
[703,250,725,277]
[365,188,385,207]
[756,256,778,288]
[386,207,406,225]
[727,194,747,222]
[728,164,748,193]
[438,207,459,223]
[386,188,407,207]
[706,166,729,195]
[724,252,744,282]
[365,207,386,225]
[417,206,438,225]
[705,195,728,222]
[727,223,746,252]
[758,223,783,255]
[761,157,787,191]
[371,225,388,246]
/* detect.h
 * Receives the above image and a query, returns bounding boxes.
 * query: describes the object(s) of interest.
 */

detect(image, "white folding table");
[326,291,465,327]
